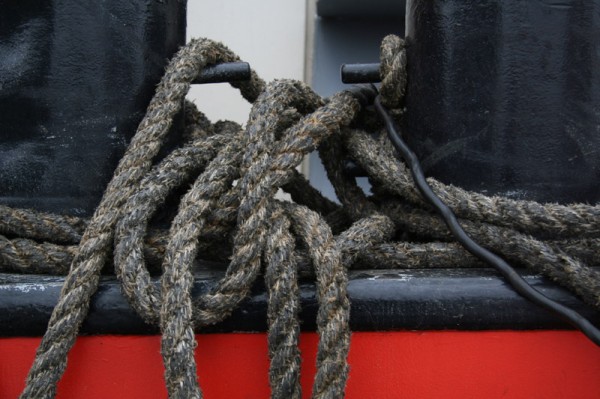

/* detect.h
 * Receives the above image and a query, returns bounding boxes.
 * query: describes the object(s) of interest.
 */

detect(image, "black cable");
[374,95,600,346]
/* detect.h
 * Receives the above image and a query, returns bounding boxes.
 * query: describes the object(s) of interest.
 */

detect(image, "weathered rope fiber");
[0,35,597,398]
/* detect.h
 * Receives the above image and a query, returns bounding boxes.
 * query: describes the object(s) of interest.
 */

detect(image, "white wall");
[186,0,308,125]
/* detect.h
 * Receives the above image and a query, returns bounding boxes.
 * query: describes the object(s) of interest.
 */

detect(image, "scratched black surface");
[404,0,600,204]
[0,1,186,216]
[1,267,598,336]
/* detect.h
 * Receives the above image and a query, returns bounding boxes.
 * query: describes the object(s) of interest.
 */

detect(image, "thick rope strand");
[265,205,302,399]
[19,38,263,399]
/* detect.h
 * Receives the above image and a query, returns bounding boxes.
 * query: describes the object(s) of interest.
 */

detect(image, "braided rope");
[265,204,302,399]
[287,203,351,399]
[0,35,595,398]
[345,129,600,238]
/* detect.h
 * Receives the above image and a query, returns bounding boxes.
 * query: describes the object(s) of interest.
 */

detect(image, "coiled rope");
[0,35,598,398]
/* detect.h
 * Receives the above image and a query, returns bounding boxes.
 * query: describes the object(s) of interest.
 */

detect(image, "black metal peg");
[193,62,251,84]
[340,63,381,84]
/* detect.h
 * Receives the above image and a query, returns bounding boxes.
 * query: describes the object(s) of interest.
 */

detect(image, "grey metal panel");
[309,17,404,200]
[317,0,406,18]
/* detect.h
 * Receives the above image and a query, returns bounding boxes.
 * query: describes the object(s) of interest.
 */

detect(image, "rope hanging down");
[0,35,597,398]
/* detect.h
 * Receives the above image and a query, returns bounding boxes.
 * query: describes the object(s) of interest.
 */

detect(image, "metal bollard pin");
[193,62,251,84]
[340,63,381,84]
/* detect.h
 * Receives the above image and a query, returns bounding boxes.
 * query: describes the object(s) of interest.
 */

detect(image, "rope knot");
[379,34,407,109]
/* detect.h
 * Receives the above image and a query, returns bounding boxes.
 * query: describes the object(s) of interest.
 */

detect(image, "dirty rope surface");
[0,36,599,399]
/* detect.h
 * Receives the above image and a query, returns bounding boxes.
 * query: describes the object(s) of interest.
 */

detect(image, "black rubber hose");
[374,95,600,346]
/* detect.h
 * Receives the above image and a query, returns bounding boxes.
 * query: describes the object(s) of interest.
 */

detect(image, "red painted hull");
[1,331,599,398]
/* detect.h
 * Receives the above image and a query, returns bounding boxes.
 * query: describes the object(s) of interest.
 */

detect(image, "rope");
[0,35,596,398]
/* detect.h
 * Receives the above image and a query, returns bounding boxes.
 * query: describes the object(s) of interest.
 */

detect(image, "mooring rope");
[0,35,598,398]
